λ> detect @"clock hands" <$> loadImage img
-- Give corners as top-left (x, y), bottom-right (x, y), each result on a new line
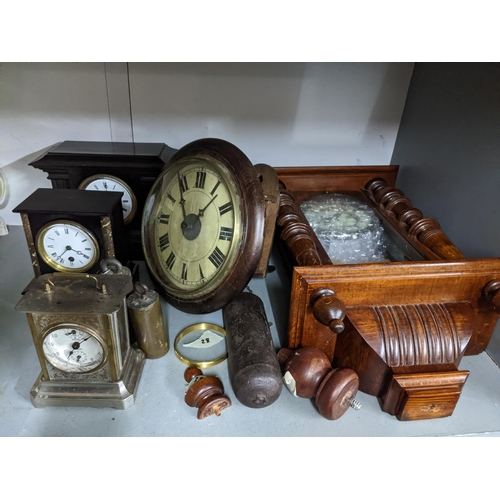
top-left (178, 173), bottom-right (189, 225)
top-left (56, 245), bottom-right (88, 260)
top-left (179, 193), bottom-right (219, 241)
top-left (67, 337), bottom-right (91, 360)
top-left (197, 194), bottom-right (218, 218)
top-left (57, 246), bottom-right (70, 260)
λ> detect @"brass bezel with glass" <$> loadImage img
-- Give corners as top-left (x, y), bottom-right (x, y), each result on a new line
top-left (36, 219), bottom-right (100, 272)
top-left (41, 323), bottom-right (107, 374)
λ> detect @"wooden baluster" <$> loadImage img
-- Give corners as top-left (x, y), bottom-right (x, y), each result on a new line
top-left (365, 178), bottom-right (465, 260)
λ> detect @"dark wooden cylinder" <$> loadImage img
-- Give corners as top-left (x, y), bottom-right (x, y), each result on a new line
top-left (223, 292), bottom-right (283, 408)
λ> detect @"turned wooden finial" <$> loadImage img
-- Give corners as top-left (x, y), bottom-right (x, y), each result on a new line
top-left (310, 288), bottom-right (346, 334)
top-left (484, 280), bottom-right (500, 314)
top-left (278, 347), bottom-right (361, 420)
top-left (184, 367), bottom-right (231, 419)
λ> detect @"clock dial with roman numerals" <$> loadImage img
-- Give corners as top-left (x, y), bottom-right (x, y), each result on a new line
top-left (36, 220), bottom-right (100, 272)
top-left (78, 174), bottom-right (137, 225)
top-left (142, 138), bottom-right (265, 314)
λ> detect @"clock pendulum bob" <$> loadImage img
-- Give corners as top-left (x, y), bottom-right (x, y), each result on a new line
top-left (184, 367), bottom-right (231, 419)
top-left (15, 272), bottom-right (146, 409)
top-left (222, 292), bottom-right (283, 408)
top-left (277, 347), bottom-right (361, 420)
top-left (126, 282), bottom-right (169, 359)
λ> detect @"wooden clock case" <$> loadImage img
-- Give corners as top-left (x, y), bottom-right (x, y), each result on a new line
top-left (274, 165), bottom-right (500, 421)
top-left (29, 140), bottom-right (177, 261)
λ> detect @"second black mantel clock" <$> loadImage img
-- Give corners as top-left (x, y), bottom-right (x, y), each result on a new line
top-left (30, 140), bottom-right (177, 261)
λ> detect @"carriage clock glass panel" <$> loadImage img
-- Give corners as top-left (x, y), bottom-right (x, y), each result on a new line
top-left (79, 174), bottom-right (137, 224)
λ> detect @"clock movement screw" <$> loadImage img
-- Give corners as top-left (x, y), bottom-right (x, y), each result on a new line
top-left (343, 394), bottom-right (362, 411)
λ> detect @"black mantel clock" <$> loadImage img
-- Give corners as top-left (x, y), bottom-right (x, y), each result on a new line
top-left (29, 140), bottom-right (177, 261)
top-left (13, 188), bottom-right (126, 277)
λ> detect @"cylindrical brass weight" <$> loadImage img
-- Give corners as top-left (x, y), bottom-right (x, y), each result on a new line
top-left (223, 292), bottom-right (282, 408)
top-left (127, 283), bottom-right (169, 359)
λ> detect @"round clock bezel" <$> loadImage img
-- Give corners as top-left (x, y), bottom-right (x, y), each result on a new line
top-left (78, 174), bottom-right (138, 225)
top-left (36, 219), bottom-right (100, 273)
top-left (41, 323), bottom-right (107, 374)
top-left (142, 138), bottom-right (265, 314)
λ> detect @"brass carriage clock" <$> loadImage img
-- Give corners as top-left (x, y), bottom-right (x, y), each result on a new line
top-left (15, 272), bottom-right (146, 409)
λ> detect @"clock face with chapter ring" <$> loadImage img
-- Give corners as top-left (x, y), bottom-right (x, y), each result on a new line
top-left (79, 174), bottom-right (137, 224)
top-left (142, 138), bottom-right (265, 314)
top-left (42, 324), bottom-right (105, 373)
top-left (36, 220), bottom-right (100, 272)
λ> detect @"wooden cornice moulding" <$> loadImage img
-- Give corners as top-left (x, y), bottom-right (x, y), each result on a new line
top-left (289, 258), bottom-right (500, 357)
top-left (274, 165), bottom-right (399, 204)
top-left (349, 303), bottom-right (473, 367)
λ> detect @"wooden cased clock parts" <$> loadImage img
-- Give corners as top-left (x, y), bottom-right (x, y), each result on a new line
top-left (13, 188), bottom-right (126, 277)
top-left (15, 272), bottom-right (146, 409)
top-left (29, 140), bottom-right (177, 261)
top-left (274, 166), bottom-right (500, 420)
top-left (142, 138), bottom-right (265, 314)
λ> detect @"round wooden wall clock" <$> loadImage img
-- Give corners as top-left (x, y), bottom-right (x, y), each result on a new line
top-left (142, 138), bottom-right (265, 314)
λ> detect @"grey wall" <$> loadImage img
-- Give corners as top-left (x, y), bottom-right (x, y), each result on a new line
top-left (391, 62), bottom-right (500, 364)
top-left (0, 62), bottom-right (414, 226)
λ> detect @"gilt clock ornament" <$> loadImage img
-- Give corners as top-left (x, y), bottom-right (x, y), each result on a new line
top-left (15, 272), bottom-right (145, 409)
top-left (142, 138), bottom-right (265, 314)
top-left (13, 188), bottom-right (126, 277)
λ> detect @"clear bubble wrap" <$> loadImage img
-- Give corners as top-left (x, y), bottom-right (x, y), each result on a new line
top-left (300, 193), bottom-right (389, 264)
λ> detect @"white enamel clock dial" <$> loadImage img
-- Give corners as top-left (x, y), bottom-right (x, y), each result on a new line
top-left (36, 220), bottom-right (100, 272)
top-left (79, 174), bottom-right (137, 224)
top-left (42, 325), bottom-right (105, 373)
